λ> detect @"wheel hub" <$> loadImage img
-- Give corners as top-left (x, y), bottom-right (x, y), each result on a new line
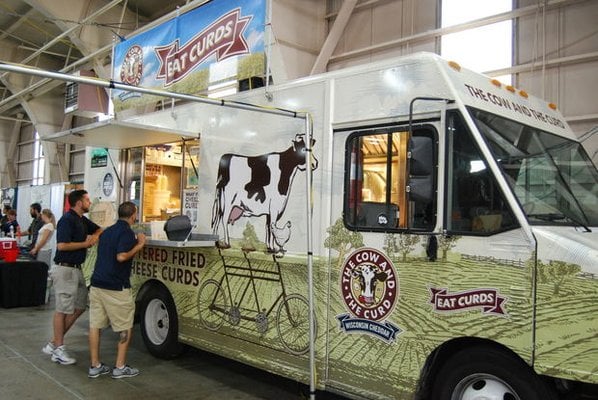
top-left (456, 374), bottom-right (520, 400)
top-left (145, 298), bottom-right (169, 345)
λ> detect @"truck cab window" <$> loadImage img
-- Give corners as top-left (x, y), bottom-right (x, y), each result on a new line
top-left (468, 107), bottom-right (598, 227)
top-left (446, 111), bottom-right (518, 234)
top-left (345, 126), bottom-right (436, 231)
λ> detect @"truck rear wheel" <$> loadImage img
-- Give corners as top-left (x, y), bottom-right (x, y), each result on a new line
top-left (430, 346), bottom-right (557, 400)
top-left (139, 285), bottom-right (184, 359)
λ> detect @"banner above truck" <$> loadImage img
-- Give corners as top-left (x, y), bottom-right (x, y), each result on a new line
top-left (112, 0), bottom-right (266, 112)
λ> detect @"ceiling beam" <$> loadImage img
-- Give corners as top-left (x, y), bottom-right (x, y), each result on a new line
top-left (0, 0), bottom-right (212, 117)
top-left (1, 0), bottom-right (124, 74)
top-left (0, 114), bottom-right (31, 123)
top-left (484, 51), bottom-right (598, 77)
top-left (328, 0), bottom-right (589, 64)
top-left (0, 8), bottom-right (36, 42)
top-left (0, 41), bottom-right (112, 114)
top-left (310, 0), bottom-right (358, 75)
top-left (18, 45), bottom-right (79, 60)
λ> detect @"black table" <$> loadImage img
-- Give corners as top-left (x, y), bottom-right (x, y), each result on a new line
top-left (0, 259), bottom-right (48, 308)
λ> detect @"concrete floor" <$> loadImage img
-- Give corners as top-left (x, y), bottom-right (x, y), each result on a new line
top-left (0, 299), bottom-right (348, 400)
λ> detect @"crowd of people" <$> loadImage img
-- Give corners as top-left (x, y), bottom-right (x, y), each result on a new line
top-left (2, 190), bottom-right (146, 379)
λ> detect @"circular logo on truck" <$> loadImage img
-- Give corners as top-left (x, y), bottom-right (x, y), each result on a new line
top-left (120, 45), bottom-right (143, 86)
top-left (340, 247), bottom-right (398, 321)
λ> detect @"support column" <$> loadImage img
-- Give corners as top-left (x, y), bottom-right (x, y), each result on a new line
top-left (43, 114), bottom-right (73, 183)
top-left (4, 113), bottom-right (23, 187)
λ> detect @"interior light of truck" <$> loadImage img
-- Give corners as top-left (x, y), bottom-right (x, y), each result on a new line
top-left (490, 79), bottom-right (502, 87)
top-left (548, 102), bottom-right (558, 110)
top-left (506, 85), bottom-right (516, 93)
top-left (448, 61), bottom-right (461, 71)
top-left (519, 90), bottom-right (529, 98)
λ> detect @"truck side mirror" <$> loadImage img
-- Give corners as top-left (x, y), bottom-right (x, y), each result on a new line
top-left (407, 136), bottom-right (434, 203)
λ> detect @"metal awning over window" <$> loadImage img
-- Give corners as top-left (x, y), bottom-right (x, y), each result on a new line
top-left (44, 119), bottom-right (197, 149)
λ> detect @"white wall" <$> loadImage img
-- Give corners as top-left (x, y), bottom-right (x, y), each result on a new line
top-left (327, 0), bottom-right (438, 71)
top-left (516, 0), bottom-right (598, 162)
top-left (272, 0), bottom-right (327, 80)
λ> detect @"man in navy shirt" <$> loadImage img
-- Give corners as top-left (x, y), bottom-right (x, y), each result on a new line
top-left (42, 190), bottom-right (102, 365)
top-left (88, 201), bottom-right (146, 379)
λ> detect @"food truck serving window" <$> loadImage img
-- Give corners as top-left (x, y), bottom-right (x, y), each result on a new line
top-left (132, 139), bottom-right (199, 224)
top-left (344, 126), bottom-right (437, 232)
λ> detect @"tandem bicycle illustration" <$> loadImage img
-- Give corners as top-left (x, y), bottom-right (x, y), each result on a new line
top-left (197, 248), bottom-right (312, 355)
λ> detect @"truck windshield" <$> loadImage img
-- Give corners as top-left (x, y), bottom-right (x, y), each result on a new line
top-left (468, 107), bottom-right (598, 227)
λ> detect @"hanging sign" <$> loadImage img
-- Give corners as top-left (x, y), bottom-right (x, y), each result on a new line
top-left (112, 0), bottom-right (266, 111)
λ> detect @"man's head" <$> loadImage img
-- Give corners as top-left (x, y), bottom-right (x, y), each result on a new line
top-left (30, 203), bottom-right (41, 218)
top-left (118, 201), bottom-right (138, 224)
top-left (6, 209), bottom-right (16, 221)
top-left (68, 190), bottom-right (91, 214)
top-left (2, 204), bottom-right (11, 214)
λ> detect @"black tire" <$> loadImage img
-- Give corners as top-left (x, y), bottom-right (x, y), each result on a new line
top-left (139, 285), bottom-right (184, 359)
top-left (430, 346), bottom-right (557, 400)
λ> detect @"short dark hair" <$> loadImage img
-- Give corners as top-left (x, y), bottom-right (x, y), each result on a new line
top-left (2, 204), bottom-right (11, 212)
top-left (118, 201), bottom-right (137, 219)
top-left (68, 190), bottom-right (88, 207)
top-left (30, 203), bottom-right (41, 213)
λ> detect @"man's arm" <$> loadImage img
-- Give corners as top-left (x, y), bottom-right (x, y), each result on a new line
top-left (89, 227), bottom-right (103, 246)
top-left (56, 236), bottom-right (96, 251)
top-left (116, 233), bottom-right (146, 263)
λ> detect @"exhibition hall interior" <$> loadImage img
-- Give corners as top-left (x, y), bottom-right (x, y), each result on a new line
top-left (0, 1), bottom-right (597, 399)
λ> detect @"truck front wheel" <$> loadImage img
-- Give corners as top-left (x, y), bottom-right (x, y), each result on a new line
top-left (139, 285), bottom-right (184, 359)
top-left (430, 346), bottom-right (557, 400)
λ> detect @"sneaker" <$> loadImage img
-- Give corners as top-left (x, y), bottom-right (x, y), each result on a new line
top-left (51, 345), bottom-right (76, 365)
top-left (42, 341), bottom-right (55, 355)
top-left (111, 365), bottom-right (139, 379)
top-left (88, 363), bottom-right (111, 378)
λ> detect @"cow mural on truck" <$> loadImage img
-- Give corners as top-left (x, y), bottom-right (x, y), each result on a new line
top-left (211, 133), bottom-right (318, 253)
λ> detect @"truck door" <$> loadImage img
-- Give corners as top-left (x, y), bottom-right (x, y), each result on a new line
top-left (325, 111), bottom-right (535, 398)
top-left (325, 122), bottom-right (441, 398)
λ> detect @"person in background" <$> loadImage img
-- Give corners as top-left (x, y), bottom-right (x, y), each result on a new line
top-left (42, 190), bottom-right (102, 365)
top-left (0, 204), bottom-right (10, 225)
top-left (88, 201), bottom-right (145, 379)
top-left (21, 203), bottom-right (45, 250)
top-left (29, 209), bottom-right (56, 267)
top-left (1, 209), bottom-right (19, 237)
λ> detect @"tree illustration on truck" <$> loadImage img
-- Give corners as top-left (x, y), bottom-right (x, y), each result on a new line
top-left (538, 259), bottom-right (582, 296)
top-left (324, 217), bottom-right (364, 269)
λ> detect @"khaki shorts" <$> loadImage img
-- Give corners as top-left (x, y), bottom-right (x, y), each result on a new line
top-left (51, 265), bottom-right (88, 314)
top-left (89, 286), bottom-right (135, 332)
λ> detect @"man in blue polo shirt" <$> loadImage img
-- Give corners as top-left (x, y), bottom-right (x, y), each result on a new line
top-left (88, 201), bottom-right (146, 379)
top-left (42, 189), bottom-right (102, 365)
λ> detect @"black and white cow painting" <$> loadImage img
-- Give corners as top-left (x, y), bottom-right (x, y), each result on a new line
top-left (211, 134), bottom-right (317, 253)
top-left (353, 265), bottom-right (388, 306)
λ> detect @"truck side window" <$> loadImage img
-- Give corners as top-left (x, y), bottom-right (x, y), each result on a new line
top-left (345, 127), bottom-right (436, 231)
top-left (446, 112), bottom-right (518, 234)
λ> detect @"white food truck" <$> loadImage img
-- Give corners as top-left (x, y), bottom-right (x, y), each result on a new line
top-left (123, 52), bottom-right (597, 400)
top-left (5, 51), bottom-right (596, 399)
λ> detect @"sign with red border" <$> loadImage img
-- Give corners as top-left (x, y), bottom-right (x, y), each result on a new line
top-left (430, 287), bottom-right (508, 316)
top-left (337, 248), bottom-right (402, 343)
